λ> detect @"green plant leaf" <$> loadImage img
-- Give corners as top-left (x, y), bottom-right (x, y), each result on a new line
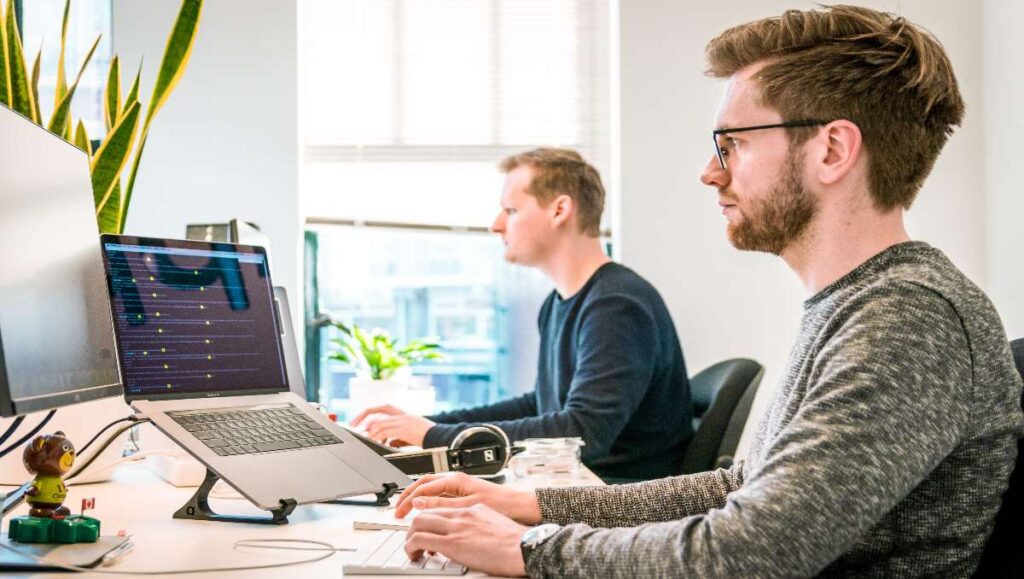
top-left (123, 61), bottom-right (141, 114)
top-left (92, 100), bottom-right (141, 231)
top-left (74, 119), bottom-right (92, 156)
top-left (29, 47), bottom-right (41, 124)
top-left (0, 0), bottom-right (11, 107)
top-left (48, 34), bottom-right (100, 136)
top-left (54, 0), bottom-right (70, 135)
top-left (104, 55), bottom-right (121, 132)
top-left (96, 182), bottom-right (122, 235)
top-left (123, 0), bottom-right (203, 228)
top-left (5, 0), bottom-right (33, 120)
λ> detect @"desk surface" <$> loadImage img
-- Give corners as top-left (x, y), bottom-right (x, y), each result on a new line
top-left (3, 460), bottom-right (603, 577)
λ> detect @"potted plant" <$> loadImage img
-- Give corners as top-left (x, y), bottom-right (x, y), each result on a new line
top-left (0, 0), bottom-right (202, 233)
top-left (327, 322), bottom-right (446, 416)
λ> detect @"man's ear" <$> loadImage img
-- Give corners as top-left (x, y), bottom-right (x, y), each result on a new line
top-left (815, 120), bottom-right (862, 186)
top-left (549, 194), bottom-right (574, 228)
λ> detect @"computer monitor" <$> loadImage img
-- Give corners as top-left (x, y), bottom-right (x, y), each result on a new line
top-left (0, 103), bottom-right (121, 417)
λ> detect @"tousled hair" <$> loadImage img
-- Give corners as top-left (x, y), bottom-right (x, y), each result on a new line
top-left (706, 5), bottom-right (964, 210)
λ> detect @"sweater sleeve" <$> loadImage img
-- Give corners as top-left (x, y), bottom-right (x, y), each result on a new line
top-left (422, 393), bottom-right (538, 448)
top-left (424, 295), bottom-right (659, 459)
top-left (536, 463), bottom-right (745, 527)
top-left (526, 285), bottom-right (974, 578)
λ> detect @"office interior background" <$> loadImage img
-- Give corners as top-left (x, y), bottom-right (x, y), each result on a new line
top-left (24, 0), bottom-right (1024, 457)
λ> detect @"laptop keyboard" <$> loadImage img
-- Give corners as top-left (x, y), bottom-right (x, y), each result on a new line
top-left (168, 404), bottom-right (342, 457)
top-left (344, 530), bottom-right (467, 575)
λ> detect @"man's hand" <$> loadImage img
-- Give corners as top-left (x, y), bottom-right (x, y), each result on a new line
top-left (350, 404), bottom-right (435, 447)
top-left (395, 472), bottom-right (543, 525)
top-left (405, 504), bottom-right (528, 577)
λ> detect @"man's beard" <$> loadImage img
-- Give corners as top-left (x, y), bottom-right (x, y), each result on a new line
top-left (726, 151), bottom-right (817, 255)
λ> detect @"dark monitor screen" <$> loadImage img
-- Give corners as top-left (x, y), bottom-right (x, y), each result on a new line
top-left (100, 236), bottom-right (288, 400)
top-left (0, 104), bottom-right (121, 417)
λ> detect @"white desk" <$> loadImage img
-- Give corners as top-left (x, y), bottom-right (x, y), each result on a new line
top-left (4, 461), bottom-right (602, 577)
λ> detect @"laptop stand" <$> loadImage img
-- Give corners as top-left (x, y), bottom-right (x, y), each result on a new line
top-left (173, 468), bottom-right (296, 525)
top-left (325, 482), bottom-right (399, 507)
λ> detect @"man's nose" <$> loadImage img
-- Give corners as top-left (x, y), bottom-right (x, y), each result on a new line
top-left (700, 155), bottom-right (729, 189)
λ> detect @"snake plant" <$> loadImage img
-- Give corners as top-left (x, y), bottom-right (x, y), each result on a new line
top-left (328, 323), bottom-right (446, 381)
top-left (0, 0), bottom-right (202, 233)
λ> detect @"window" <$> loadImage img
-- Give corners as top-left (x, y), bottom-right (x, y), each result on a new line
top-left (20, 0), bottom-right (113, 139)
top-left (300, 0), bottom-right (613, 416)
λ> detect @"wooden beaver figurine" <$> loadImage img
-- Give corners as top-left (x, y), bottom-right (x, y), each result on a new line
top-left (22, 431), bottom-right (75, 518)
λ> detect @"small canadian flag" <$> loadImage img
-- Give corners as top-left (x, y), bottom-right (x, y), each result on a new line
top-left (81, 497), bottom-right (96, 513)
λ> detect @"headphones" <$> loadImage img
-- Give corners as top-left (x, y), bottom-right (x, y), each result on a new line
top-left (383, 424), bottom-right (513, 477)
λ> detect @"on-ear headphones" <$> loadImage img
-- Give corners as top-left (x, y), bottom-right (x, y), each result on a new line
top-left (383, 424), bottom-right (513, 477)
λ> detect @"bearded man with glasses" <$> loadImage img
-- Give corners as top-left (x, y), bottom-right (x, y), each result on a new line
top-left (383, 6), bottom-right (1024, 577)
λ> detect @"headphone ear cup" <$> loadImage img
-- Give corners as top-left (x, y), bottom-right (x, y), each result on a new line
top-left (449, 424), bottom-right (511, 475)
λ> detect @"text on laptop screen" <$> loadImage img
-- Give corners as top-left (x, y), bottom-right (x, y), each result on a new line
top-left (103, 242), bottom-right (287, 397)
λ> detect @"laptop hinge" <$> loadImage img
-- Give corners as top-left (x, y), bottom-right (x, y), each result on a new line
top-left (173, 468), bottom-right (296, 525)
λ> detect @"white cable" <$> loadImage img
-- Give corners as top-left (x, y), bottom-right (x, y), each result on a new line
top-left (0, 537), bottom-right (354, 575)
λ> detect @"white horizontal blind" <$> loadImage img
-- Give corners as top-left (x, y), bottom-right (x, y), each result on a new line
top-left (300, 0), bottom-right (612, 229)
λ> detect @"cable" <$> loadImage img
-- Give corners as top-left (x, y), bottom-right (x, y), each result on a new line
top-left (78, 416), bottom-right (140, 455)
top-left (66, 420), bottom-right (150, 482)
top-left (0, 409), bottom-right (55, 459)
top-left (0, 416), bottom-right (25, 448)
top-left (0, 537), bottom-right (351, 575)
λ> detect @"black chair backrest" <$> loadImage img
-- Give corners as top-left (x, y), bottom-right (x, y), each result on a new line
top-left (679, 358), bottom-right (764, 475)
top-left (974, 338), bottom-right (1024, 577)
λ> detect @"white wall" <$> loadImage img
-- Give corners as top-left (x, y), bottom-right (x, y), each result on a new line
top-left (983, 0), bottom-right (1024, 341)
top-left (112, 0), bottom-right (301, 315)
top-left (618, 1), bottom-right (985, 456)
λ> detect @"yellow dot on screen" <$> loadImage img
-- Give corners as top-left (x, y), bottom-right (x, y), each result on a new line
top-left (163, 364), bottom-right (169, 369)
top-left (205, 320), bottom-right (210, 325)
top-left (200, 287), bottom-right (205, 292)
top-left (199, 305), bottom-right (205, 310)
top-left (207, 355), bottom-right (212, 360)
top-left (149, 276), bottom-right (154, 281)
top-left (142, 351), bottom-right (148, 356)
top-left (161, 348), bottom-right (166, 353)
top-left (155, 312), bottom-right (161, 317)
top-left (158, 328), bottom-right (163, 333)
top-left (206, 374), bottom-right (212, 379)
top-left (152, 293), bottom-right (157, 298)
top-left (205, 339), bottom-right (210, 344)
top-left (194, 270), bottom-right (199, 275)
top-left (137, 314), bottom-right (142, 319)
top-left (131, 278), bottom-right (136, 284)
top-left (167, 384), bottom-right (171, 388)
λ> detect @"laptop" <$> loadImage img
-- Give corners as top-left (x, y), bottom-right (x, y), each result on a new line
top-left (99, 234), bottom-right (410, 510)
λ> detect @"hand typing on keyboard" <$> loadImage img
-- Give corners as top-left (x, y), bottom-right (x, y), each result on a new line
top-left (403, 503), bottom-right (530, 577)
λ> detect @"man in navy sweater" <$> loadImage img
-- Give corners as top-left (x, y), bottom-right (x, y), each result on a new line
top-left (352, 148), bottom-right (693, 481)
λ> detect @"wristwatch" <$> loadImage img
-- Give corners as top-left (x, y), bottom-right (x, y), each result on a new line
top-left (520, 523), bottom-right (562, 565)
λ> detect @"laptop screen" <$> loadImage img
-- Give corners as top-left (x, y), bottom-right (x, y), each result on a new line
top-left (100, 235), bottom-right (288, 400)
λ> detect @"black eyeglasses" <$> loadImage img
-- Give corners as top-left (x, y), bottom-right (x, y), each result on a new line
top-left (712, 120), bottom-right (830, 170)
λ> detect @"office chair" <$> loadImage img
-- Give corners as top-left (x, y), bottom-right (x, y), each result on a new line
top-left (974, 338), bottom-right (1024, 577)
top-left (678, 358), bottom-right (764, 475)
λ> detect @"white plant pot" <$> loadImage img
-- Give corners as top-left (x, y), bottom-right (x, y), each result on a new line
top-left (348, 377), bottom-right (435, 418)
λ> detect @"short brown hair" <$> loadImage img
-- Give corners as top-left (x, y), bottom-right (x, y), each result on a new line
top-left (499, 148), bottom-right (605, 237)
top-left (706, 5), bottom-right (965, 210)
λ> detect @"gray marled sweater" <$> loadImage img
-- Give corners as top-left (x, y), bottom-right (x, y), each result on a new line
top-left (527, 242), bottom-right (1024, 577)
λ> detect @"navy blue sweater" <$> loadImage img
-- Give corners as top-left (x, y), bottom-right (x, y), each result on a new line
top-left (424, 262), bottom-right (693, 481)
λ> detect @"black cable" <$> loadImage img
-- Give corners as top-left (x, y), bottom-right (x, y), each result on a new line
top-left (0, 415), bottom-right (25, 448)
top-left (66, 419), bottom-right (150, 482)
top-left (0, 410), bottom-right (55, 459)
top-left (78, 416), bottom-right (137, 455)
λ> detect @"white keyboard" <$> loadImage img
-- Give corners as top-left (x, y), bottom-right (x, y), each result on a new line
top-left (344, 530), bottom-right (468, 576)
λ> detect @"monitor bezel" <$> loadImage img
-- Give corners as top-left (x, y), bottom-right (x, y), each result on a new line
top-left (99, 234), bottom-right (289, 403)
top-left (0, 103), bottom-right (123, 418)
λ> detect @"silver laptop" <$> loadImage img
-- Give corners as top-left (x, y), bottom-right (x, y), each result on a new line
top-left (99, 234), bottom-right (410, 510)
